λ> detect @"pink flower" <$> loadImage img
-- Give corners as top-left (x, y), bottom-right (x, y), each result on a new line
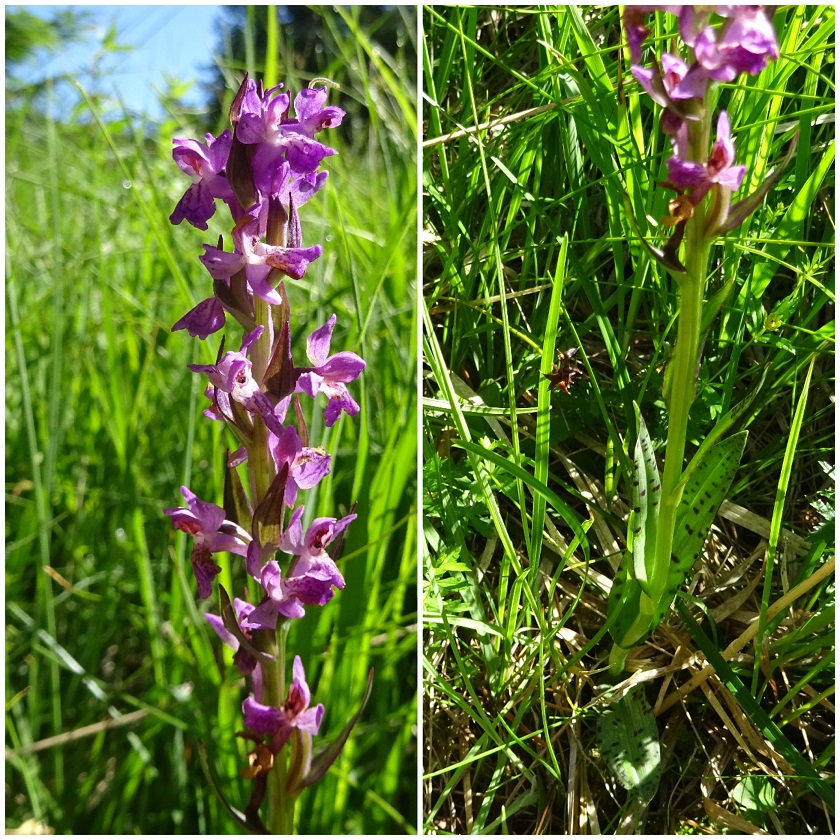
top-left (242, 655), bottom-right (324, 754)
top-left (295, 315), bottom-right (365, 427)
top-left (164, 486), bottom-right (250, 598)
top-left (170, 131), bottom-right (234, 230)
top-left (666, 111), bottom-right (746, 203)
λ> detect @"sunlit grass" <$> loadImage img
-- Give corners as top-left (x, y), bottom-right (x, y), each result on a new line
top-left (6, 6), bottom-right (417, 834)
top-left (423, 5), bottom-right (834, 834)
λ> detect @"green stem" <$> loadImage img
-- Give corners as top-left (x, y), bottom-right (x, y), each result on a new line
top-left (649, 103), bottom-right (713, 607)
top-left (247, 291), bottom-right (290, 831)
top-left (270, 623), bottom-right (293, 833)
top-left (248, 295), bottom-right (275, 503)
top-left (254, 623), bottom-right (291, 834)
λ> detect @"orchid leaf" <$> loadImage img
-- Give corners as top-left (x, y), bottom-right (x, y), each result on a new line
top-left (607, 408), bottom-right (662, 651)
top-left (224, 450), bottom-right (253, 529)
top-left (654, 432), bottom-right (747, 625)
top-left (682, 368), bottom-right (765, 483)
top-left (218, 585), bottom-right (275, 665)
top-left (630, 406), bottom-right (661, 589)
top-left (622, 190), bottom-right (687, 274)
top-left (196, 740), bottom-right (269, 835)
top-left (596, 684), bottom-right (661, 804)
top-left (300, 667), bottom-right (374, 790)
top-left (607, 560), bottom-right (650, 650)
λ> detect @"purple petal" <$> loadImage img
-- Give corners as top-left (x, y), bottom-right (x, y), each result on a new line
top-left (187, 361), bottom-right (226, 392)
top-left (236, 112), bottom-right (268, 145)
top-left (294, 88), bottom-right (329, 123)
top-left (170, 181), bottom-right (216, 230)
top-left (295, 705), bottom-right (324, 736)
top-left (293, 449), bottom-right (331, 491)
top-left (324, 387), bottom-right (361, 426)
top-left (172, 138), bottom-right (210, 176)
top-left (172, 296), bottom-right (226, 339)
top-left (205, 611), bottom-right (238, 650)
top-left (271, 424), bottom-right (302, 469)
top-left (289, 170), bottom-right (329, 208)
top-left (246, 598), bottom-right (283, 628)
top-left (200, 244), bottom-right (246, 280)
top-left (283, 135), bottom-right (337, 175)
top-left (280, 506), bottom-right (306, 555)
top-left (630, 64), bottom-right (658, 101)
top-left (672, 63), bottom-right (709, 100)
top-left (240, 325), bottom-right (264, 356)
top-left (191, 546), bottom-right (221, 599)
top-left (291, 656), bottom-right (310, 702)
top-left (183, 486), bottom-right (226, 532)
top-left (265, 89), bottom-right (291, 127)
top-left (242, 696), bottom-right (285, 736)
top-left (285, 570), bottom-right (340, 607)
top-left (205, 532), bottom-right (249, 557)
top-left (666, 157), bottom-right (706, 188)
top-left (306, 315), bottom-right (336, 366)
top-left (263, 245), bottom-right (322, 280)
top-left (318, 351), bottom-right (366, 383)
top-left (246, 539), bottom-right (263, 580)
top-left (717, 164), bottom-right (746, 191)
top-left (205, 129), bottom-right (232, 171)
top-left (295, 371), bottom-right (323, 399)
top-left (246, 264), bottom-right (284, 306)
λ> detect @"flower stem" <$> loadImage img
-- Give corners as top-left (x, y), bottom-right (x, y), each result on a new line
top-left (248, 295), bottom-right (275, 503)
top-left (648, 103), bottom-right (713, 608)
top-left (264, 622), bottom-right (292, 834)
top-left (248, 291), bottom-right (290, 833)
top-left (254, 623), bottom-right (291, 834)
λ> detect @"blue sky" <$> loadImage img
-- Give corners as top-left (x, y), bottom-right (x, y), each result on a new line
top-left (13, 5), bottom-right (223, 119)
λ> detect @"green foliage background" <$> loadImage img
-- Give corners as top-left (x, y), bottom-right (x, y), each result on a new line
top-left (6, 6), bottom-right (417, 834)
top-left (423, 5), bottom-right (833, 834)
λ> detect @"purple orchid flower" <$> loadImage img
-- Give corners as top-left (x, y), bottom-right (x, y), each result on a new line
top-left (624, 6), bottom-right (691, 62)
top-left (164, 485), bottom-right (250, 598)
top-left (200, 383), bottom-right (228, 422)
top-left (269, 424), bottom-right (331, 507)
top-left (235, 80), bottom-right (342, 179)
top-left (187, 326), bottom-right (285, 436)
top-left (295, 315), bottom-right (365, 427)
top-left (206, 597), bottom-right (264, 701)
top-left (289, 87), bottom-right (345, 137)
top-left (200, 213), bottom-right (322, 300)
top-left (667, 111), bottom-right (746, 203)
top-left (252, 158), bottom-right (331, 217)
top-left (694, 7), bottom-right (779, 81)
top-left (172, 295), bottom-right (227, 340)
top-left (170, 131), bottom-right (235, 231)
top-left (242, 655), bottom-right (323, 756)
top-left (166, 76), bottom-right (363, 820)
top-left (245, 507), bottom-right (353, 626)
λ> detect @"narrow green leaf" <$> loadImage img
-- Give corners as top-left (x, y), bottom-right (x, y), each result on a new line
top-left (531, 237), bottom-right (569, 570)
top-left (676, 604), bottom-right (834, 807)
top-left (622, 191), bottom-right (688, 274)
top-left (631, 407), bottom-right (662, 589)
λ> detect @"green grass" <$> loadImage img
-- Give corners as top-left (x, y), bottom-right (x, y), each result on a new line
top-left (6, 6), bottom-right (417, 834)
top-left (423, 5), bottom-right (834, 834)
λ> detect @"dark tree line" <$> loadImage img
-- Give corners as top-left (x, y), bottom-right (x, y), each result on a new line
top-left (200, 6), bottom-right (415, 138)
